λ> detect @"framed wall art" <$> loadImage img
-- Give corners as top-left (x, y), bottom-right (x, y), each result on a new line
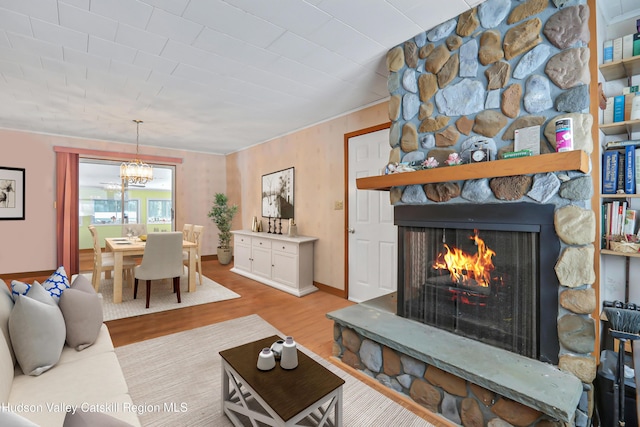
top-left (0, 166), bottom-right (25, 220)
top-left (261, 167), bottom-right (294, 219)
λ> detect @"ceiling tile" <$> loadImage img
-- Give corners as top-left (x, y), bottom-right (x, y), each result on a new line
top-left (146, 8), bottom-right (203, 45)
top-left (89, 35), bottom-right (137, 63)
top-left (192, 28), bottom-right (279, 68)
top-left (109, 59), bottom-right (152, 81)
top-left (183, 0), bottom-right (285, 49)
top-left (0, 0), bottom-right (58, 24)
top-left (317, 0), bottom-right (423, 46)
top-left (59, 2), bottom-right (118, 41)
top-left (31, 18), bottom-right (88, 51)
top-left (41, 56), bottom-right (87, 79)
top-left (115, 23), bottom-right (167, 55)
top-left (134, 51), bottom-right (178, 75)
top-left (0, 45), bottom-right (42, 67)
top-left (59, 0), bottom-right (90, 9)
top-left (90, 0), bottom-right (153, 30)
top-left (406, 1), bottom-right (470, 31)
top-left (0, 30), bottom-right (9, 47)
top-left (307, 18), bottom-right (385, 65)
top-left (0, 59), bottom-right (23, 78)
top-left (267, 31), bottom-right (315, 61)
top-left (63, 46), bottom-right (110, 70)
top-left (140, 0), bottom-right (189, 16)
top-left (7, 32), bottom-right (63, 60)
top-left (0, 8), bottom-right (32, 36)
top-left (223, 0), bottom-right (333, 38)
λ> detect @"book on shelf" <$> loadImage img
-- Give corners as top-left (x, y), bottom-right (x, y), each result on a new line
top-left (625, 209), bottom-right (638, 236)
top-left (624, 34), bottom-right (635, 59)
top-left (635, 148), bottom-right (640, 194)
top-left (623, 85), bottom-right (639, 95)
top-left (614, 95), bottom-right (625, 122)
top-left (603, 97), bottom-right (614, 124)
top-left (605, 139), bottom-right (640, 149)
top-left (603, 150), bottom-right (620, 194)
top-left (614, 37), bottom-right (623, 61)
top-left (626, 145), bottom-right (636, 194)
top-left (634, 33), bottom-right (640, 57)
top-left (604, 40), bottom-right (613, 63)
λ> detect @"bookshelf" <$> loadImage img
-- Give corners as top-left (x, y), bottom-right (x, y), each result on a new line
top-left (599, 56), bottom-right (640, 82)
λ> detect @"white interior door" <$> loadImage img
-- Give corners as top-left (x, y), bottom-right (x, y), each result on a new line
top-left (347, 128), bottom-right (396, 303)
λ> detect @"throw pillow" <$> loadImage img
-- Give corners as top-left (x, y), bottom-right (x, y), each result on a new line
top-left (59, 275), bottom-right (103, 351)
top-left (63, 410), bottom-right (134, 427)
top-left (42, 266), bottom-right (70, 303)
top-left (10, 280), bottom-right (31, 301)
top-left (0, 411), bottom-right (39, 426)
top-left (8, 282), bottom-right (66, 376)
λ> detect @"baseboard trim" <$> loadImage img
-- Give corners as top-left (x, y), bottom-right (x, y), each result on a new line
top-left (328, 356), bottom-right (456, 427)
top-left (314, 281), bottom-right (346, 298)
top-left (1, 269), bottom-right (56, 281)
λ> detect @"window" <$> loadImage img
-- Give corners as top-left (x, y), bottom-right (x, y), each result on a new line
top-left (148, 199), bottom-right (172, 224)
top-left (90, 199), bottom-right (139, 225)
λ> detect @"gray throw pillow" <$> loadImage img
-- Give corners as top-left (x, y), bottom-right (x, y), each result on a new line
top-left (63, 410), bottom-right (134, 427)
top-left (8, 282), bottom-right (66, 376)
top-left (59, 275), bottom-right (103, 351)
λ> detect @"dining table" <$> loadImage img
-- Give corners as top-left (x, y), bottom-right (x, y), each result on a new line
top-left (104, 236), bottom-right (198, 304)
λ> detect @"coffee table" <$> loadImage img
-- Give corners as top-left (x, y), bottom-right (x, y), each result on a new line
top-left (220, 335), bottom-right (345, 426)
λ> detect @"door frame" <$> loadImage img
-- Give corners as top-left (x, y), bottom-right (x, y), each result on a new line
top-left (343, 122), bottom-right (391, 300)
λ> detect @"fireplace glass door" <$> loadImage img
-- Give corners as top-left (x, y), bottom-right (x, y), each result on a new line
top-left (400, 226), bottom-right (538, 359)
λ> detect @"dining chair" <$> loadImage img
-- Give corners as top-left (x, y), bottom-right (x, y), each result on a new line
top-left (122, 223), bottom-right (147, 238)
top-left (182, 223), bottom-right (194, 242)
top-left (184, 225), bottom-right (204, 285)
top-left (88, 226), bottom-right (136, 292)
top-left (134, 232), bottom-right (184, 309)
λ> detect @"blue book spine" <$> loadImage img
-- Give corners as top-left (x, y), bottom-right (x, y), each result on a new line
top-left (626, 145), bottom-right (636, 194)
top-left (603, 150), bottom-right (619, 194)
top-left (604, 40), bottom-right (613, 63)
top-left (614, 96), bottom-right (625, 122)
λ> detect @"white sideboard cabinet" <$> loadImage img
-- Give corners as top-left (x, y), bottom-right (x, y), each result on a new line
top-left (230, 230), bottom-right (319, 297)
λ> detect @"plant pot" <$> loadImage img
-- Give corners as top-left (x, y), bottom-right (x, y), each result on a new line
top-left (217, 247), bottom-right (233, 265)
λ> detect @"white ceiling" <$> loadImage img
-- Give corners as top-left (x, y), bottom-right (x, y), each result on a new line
top-left (0, 1), bottom-right (636, 155)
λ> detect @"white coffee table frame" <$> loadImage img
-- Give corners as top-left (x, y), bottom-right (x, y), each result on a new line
top-left (221, 360), bottom-right (343, 427)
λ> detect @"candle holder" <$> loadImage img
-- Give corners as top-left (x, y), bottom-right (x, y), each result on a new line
top-left (267, 217), bottom-right (273, 234)
top-left (277, 218), bottom-right (283, 235)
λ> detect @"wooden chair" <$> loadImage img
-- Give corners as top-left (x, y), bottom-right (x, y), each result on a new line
top-left (184, 225), bottom-right (204, 285)
top-left (88, 226), bottom-right (136, 292)
top-left (182, 224), bottom-right (194, 242)
top-left (134, 232), bottom-right (184, 309)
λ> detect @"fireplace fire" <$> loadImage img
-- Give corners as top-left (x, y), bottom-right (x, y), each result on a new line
top-left (395, 203), bottom-right (560, 363)
top-left (432, 229), bottom-right (497, 288)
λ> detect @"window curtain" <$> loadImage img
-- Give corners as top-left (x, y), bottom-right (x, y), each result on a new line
top-left (56, 151), bottom-right (79, 275)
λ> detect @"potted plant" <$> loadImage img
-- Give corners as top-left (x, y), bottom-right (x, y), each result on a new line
top-left (208, 193), bottom-right (238, 265)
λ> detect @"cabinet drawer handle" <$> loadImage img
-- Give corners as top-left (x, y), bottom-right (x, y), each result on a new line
top-left (282, 246), bottom-right (286, 249)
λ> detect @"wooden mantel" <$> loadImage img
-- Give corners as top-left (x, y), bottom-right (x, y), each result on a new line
top-left (356, 150), bottom-right (590, 191)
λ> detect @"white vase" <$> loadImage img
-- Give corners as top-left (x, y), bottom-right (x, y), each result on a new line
top-left (280, 336), bottom-right (298, 370)
top-left (257, 348), bottom-right (276, 371)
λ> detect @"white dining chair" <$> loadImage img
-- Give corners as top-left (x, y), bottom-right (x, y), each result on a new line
top-left (182, 223), bottom-right (194, 242)
top-left (134, 232), bottom-right (184, 309)
top-left (88, 226), bottom-right (136, 292)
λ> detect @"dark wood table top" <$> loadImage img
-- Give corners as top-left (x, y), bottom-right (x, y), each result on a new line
top-left (219, 335), bottom-right (345, 422)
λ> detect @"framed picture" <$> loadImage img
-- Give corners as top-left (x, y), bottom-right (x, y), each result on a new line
top-left (0, 167), bottom-right (25, 220)
top-left (261, 167), bottom-right (294, 219)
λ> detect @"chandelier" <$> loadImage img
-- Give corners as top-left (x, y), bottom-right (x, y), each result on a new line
top-left (120, 119), bottom-right (153, 185)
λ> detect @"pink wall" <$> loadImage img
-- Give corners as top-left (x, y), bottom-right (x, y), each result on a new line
top-left (0, 128), bottom-right (226, 275)
top-left (227, 102), bottom-right (389, 291)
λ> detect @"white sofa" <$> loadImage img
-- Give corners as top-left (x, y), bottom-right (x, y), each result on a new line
top-left (0, 279), bottom-right (140, 426)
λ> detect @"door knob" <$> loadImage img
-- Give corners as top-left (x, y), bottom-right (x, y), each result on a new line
top-left (347, 227), bottom-right (355, 234)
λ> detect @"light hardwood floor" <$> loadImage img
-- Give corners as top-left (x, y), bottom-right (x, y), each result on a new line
top-left (4, 253), bottom-right (449, 426)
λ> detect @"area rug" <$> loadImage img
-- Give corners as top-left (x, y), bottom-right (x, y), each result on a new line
top-left (115, 314), bottom-right (434, 427)
top-left (75, 271), bottom-right (240, 321)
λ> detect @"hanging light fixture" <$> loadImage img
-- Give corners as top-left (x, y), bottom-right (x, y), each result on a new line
top-left (120, 119), bottom-right (153, 185)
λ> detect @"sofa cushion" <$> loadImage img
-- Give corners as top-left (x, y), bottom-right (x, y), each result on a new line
top-left (59, 275), bottom-right (103, 351)
top-left (0, 282), bottom-right (16, 366)
top-left (63, 410), bottom-right (135, 427)
top-left (0, 331), bottom-right (14, 405)
top-left (42, 266), bottom-right (71, 303)
top-left (9, 282), bottom-right (66, 376)
top-left (0, 410), bottom-right (39, 426)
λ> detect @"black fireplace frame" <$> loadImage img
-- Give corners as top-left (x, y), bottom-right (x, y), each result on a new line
top-left (395, 202), bottom-right (560, 364)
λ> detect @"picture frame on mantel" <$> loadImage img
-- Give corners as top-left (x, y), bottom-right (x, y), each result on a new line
top-left (261, 167), bottom-right (294, 219)
top-left (0, 166), bottom-right (25, 220)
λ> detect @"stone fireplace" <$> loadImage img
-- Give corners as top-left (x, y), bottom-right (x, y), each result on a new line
top-left (328, 0), bottom-right (597, 425)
